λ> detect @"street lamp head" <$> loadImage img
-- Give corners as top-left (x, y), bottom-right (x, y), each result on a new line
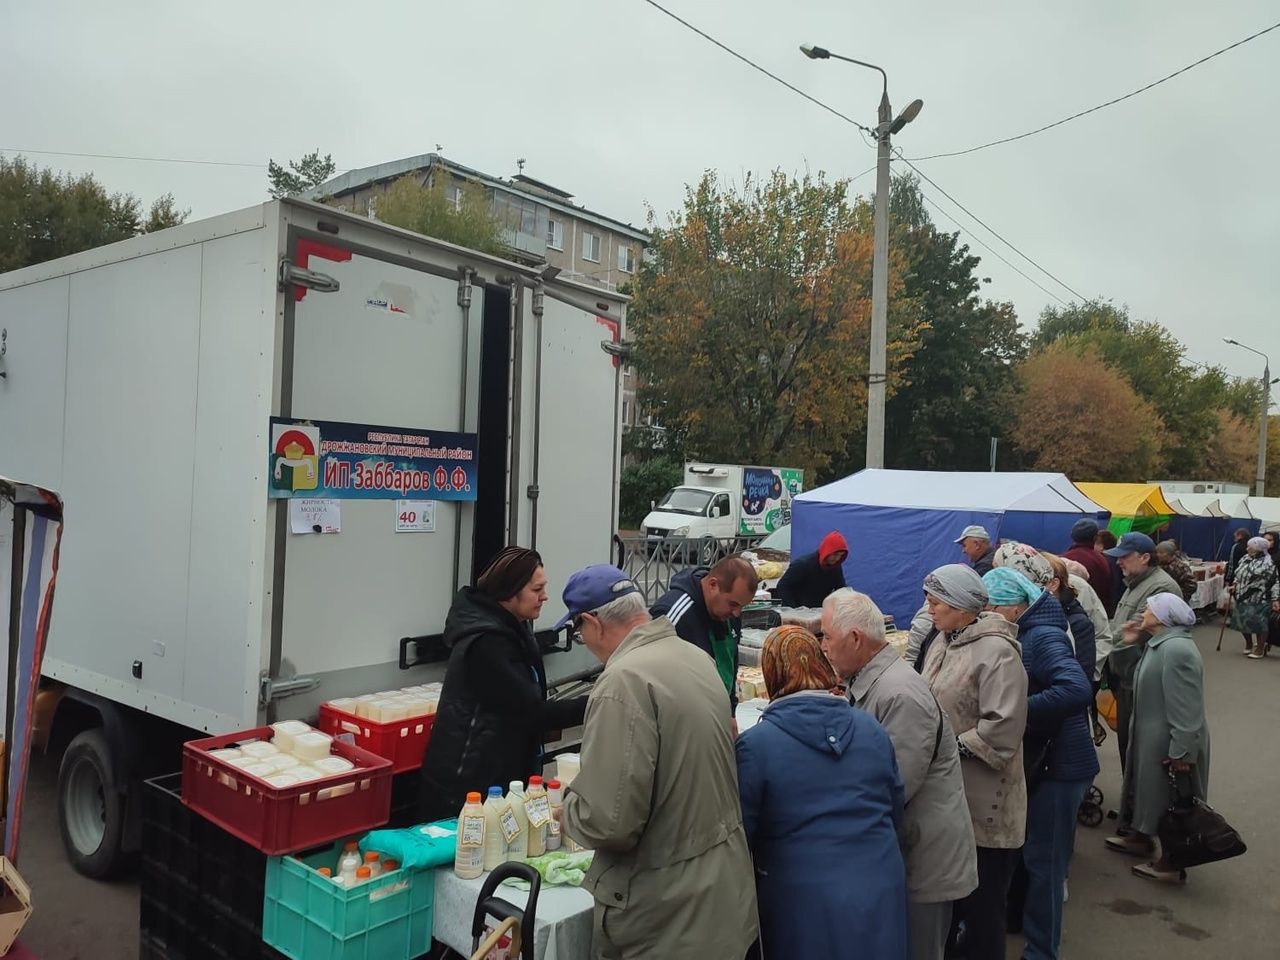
top-left (889, 98), bottom-right (924, 134)
top-left (799, 44), bottom-right (830, 60)
top-left (1224, 338), bottom-right (1239, 346)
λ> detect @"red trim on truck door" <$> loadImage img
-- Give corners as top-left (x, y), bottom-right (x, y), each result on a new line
top-left (292, 238), bottom-right (352, 301)
top-left (595, 315), bottom-right (620, 368)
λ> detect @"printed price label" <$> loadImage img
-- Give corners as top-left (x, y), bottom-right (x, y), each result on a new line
top-left (395, 500), bottom-right (436, 532)
top-left (525, 795), bottom-right (551, 828)
top-left (499, 805), bottom-right (521, 843)
top-left (549, 816), bottom-right (562, 838)
top-left (460, 815), bottom-right (485, 847)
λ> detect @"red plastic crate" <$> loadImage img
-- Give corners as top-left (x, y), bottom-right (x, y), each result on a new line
top-left (182, 727), bottom-right (392, 856)
top-left (316, 704), bottom-right (436, 773)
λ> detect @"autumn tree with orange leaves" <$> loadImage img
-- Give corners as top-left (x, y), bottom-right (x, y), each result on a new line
top-left (1012, 343), bottom-right (1165, 481)
top-left (628, 170), bottom-right (921, 476)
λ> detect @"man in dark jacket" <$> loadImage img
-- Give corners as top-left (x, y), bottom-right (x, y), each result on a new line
top-left (956, 525), bottom-right (997, 575)
top-left (1063, 519), bottom-right (1113, 613)
top-left (1226, 527), bottom-right (1251, 584)
top-left (1095, 530), bottom-right (1126, 618)
top-left (774, 530), bottom-right (848, 607)
top-left (651, 555), bottom-right (758, 714)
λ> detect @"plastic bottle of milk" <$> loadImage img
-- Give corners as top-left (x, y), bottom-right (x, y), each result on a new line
top-left (337, 841), bottom-right (361, 881)
top-left (525, 776), bottom-right (548, 857)
top-left (455, 792), bottom-right (486, 879)
top-left (546, 779), bottom-right (564, 851)
top-left (482, 786), bottom-right (509, 871)
top-left (363, 851), bottom-right (382, 878)
top-left (504, 781), bottom-right (529, 862)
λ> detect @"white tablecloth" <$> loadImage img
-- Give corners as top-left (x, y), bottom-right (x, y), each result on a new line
top-left (1190, 574), bottom-right (1225, 610)
top-left (433, 868), bottom-right (595, 960)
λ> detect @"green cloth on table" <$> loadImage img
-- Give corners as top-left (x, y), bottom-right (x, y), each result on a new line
top-left (499, 851), bottom-right (595, 889)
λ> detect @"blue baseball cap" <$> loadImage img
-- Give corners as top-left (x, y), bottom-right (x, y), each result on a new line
top-left (553, 565), bottom-right (642, 631)
top-left (1104, 532), bottom-right (1156, 557)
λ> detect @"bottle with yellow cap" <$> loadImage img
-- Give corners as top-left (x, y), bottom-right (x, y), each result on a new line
top-left (455, 791), bottom-right (486, 879)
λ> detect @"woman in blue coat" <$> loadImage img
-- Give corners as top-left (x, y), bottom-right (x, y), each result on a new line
top-left (736, 626), bottom-right (907, 959)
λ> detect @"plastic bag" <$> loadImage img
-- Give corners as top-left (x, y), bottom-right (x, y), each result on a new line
top-left (360, 818), bottom-right (457, 870)
top-left (1096, 688), bottom-right (1119, 732)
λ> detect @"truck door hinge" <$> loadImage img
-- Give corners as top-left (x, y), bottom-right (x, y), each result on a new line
top-left (279, 258), bottom-right (340, 295)
top-left (526, 484), bottom-right (540, 501)
top-left (259, 670), bottom-right (320, 707)
top-left (457, 268), bottom-right (474, 308)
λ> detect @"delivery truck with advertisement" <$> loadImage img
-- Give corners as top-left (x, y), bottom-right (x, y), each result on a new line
top-left (641, 462), bottom-right (803, 563)
top-left (0, 198), bottom-right (624, 877)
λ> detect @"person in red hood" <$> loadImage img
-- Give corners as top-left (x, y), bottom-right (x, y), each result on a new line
top-left (774, 531), bottom-right (849, 608)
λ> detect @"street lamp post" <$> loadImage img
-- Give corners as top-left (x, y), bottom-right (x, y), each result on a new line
top-left (800, 44), bottom-right (922, 470)
top-left (1224, 338), bottom-right (1271, 496)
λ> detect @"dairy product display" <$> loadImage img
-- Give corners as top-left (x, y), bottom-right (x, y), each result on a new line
top-left (546, 779), bottom-right (564, 851)
top-left (483, 786), bottom-right (509, 870)
top-left (240, 741), bottom-right (280, 760)
top-left (504, 781), bottom-right (529, 861)
top-left (455, 792), bottom-right (486, 879)
top-left (270, 720), bottom-right (312, 753)
top-left (325, 682), bottom-right (443, 723)
top-left (525, 776), bottom-right (549, 857)
top-left (291, 731), bottom-right (335, 762)
top-left (311, 756), bottom-right (356, 777)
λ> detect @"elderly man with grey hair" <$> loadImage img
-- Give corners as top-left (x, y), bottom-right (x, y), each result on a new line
top-left (555, 565), bottom-right (757, 960)
top-left (822, 587), bottom-right (978, 960)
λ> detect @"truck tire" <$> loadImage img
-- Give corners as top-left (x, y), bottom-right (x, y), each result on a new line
top-left (57, 729), bottom-right (127, 879)
top-left (699, 537), bottom-right (721, 567)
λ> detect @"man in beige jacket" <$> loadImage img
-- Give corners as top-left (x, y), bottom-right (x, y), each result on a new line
top-left (555, 565), bottom-right (758, 959)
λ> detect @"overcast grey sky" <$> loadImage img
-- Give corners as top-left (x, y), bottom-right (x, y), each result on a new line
top-left (3, 0), bottom-right (1276, 376)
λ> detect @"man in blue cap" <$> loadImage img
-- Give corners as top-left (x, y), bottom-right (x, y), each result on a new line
top-left (1100, 533), bottom-right (1180, 779)
top-left (553, 565), bottom-right (757, 959)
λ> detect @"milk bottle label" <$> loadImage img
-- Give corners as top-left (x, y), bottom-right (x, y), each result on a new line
top-left (499, 806), bottom-right (521, 843)
top-left (460, 815), bottom-right (485, 847)
top-left (525, 795), bottom-right (551, 828)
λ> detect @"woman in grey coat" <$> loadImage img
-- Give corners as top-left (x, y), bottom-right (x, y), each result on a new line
top-left (1105, 593), bottom-right (1210, 884)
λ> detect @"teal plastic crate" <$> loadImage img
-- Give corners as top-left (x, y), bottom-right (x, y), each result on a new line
top-left (263, 841), bottom-right (434, 960)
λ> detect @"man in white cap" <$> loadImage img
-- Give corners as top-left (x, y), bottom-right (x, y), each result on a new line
top-left (956, 525), bottom-right (997, 575)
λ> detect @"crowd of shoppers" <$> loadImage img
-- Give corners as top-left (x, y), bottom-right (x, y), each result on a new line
top-left (434, 520), bottom-right (1238, 959)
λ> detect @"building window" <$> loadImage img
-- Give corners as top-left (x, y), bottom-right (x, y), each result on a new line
top-left (547, 218), bottom-right (564, 250)
top-left (617, 243), bottom-right (635, 273)
top-left (445, 183), bottom-right (463, 212)
top-left (582, 231), bottom-right (601, 263)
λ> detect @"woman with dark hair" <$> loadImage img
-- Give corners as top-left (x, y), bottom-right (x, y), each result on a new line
top-left (420, 547), bottom-right (588, 820)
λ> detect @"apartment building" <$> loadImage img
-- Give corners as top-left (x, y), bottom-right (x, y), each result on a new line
top-left (311, 153), bottom-right (648, 294)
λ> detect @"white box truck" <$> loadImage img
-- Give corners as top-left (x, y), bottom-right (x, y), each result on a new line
top-left (641, 462), bottom-right (803, 562)
top-left (0, 198), bottom-right (624, 875)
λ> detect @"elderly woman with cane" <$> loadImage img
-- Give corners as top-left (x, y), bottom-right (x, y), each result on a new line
top-left (1228, 536), bottom-right (1279, 659)
top-left (1106, 593), bottom-right (1210, 884)
top-left (737, 626), bottom-right (908, 959)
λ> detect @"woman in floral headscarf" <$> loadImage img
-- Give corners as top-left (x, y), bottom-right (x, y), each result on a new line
top-left (736, 626), bottom-right (908, 959)
top-left (1228, 536), bottom-right (1279, 659)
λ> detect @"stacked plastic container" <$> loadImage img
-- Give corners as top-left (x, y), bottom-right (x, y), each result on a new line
top-left (318, 684), bottom-right (442, 773)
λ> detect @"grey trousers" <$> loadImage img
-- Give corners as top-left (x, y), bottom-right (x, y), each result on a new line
top-left (908, 898), bottom-right (954, 960)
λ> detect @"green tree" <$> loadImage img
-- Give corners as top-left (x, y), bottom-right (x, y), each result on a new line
top-left (0, 156), bottom-right (188, 272)
top-left (618, 457), bottom-right (684, 529)
top-left (881, 176), bottom-right (1027, 471)
top-left (267, 149), bottom-right (336, 199)
top-left (373, 175), bottom-right (507, 257)
top-left (629, 169), bottom-right (921, 478)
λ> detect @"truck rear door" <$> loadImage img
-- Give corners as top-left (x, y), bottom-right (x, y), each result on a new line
top-left (268, 227), bottom-right (483, 716)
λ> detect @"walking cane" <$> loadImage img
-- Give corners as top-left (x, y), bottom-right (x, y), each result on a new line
top-left (1216, 592), bottom-right (1232, 652)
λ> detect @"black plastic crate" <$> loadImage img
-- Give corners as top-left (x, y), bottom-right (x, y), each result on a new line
top-left (143, 773), bottom-right (268, 932)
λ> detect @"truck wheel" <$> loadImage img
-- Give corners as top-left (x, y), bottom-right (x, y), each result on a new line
top-left (57, 729), bottom-right (127, 879)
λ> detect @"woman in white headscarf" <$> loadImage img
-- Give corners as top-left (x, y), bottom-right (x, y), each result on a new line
top-left (1106, 593), bottom-right (1210, 884)
top-left (1227, 536), bottom-right (1279, 659)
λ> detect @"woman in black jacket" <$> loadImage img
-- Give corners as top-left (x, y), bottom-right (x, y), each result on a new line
top-left (419, 547), bottom-right (587, 821)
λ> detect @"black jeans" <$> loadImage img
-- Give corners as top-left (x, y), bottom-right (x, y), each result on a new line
top-left (949, 846), bottom-right (1020, 960)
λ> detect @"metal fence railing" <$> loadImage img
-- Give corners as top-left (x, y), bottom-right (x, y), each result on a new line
top-left (612, 533), bottom-right (768, 605)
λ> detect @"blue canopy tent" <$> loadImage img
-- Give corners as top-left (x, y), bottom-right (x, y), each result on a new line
top-left (792, 470), bottom-right (1109, 628)
top-left (1160, 493), bottom-right (1227, 561)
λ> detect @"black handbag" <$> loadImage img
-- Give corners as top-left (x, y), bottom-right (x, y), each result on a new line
top-left (1157, 770), bottom-right (1247, 869)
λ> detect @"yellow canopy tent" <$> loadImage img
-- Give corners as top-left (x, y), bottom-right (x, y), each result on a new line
top-left (1074, 483), bottom-right (1177, 536)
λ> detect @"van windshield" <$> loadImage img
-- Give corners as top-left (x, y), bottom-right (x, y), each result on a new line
top-left (656, 488), bottom-right (714, 516)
